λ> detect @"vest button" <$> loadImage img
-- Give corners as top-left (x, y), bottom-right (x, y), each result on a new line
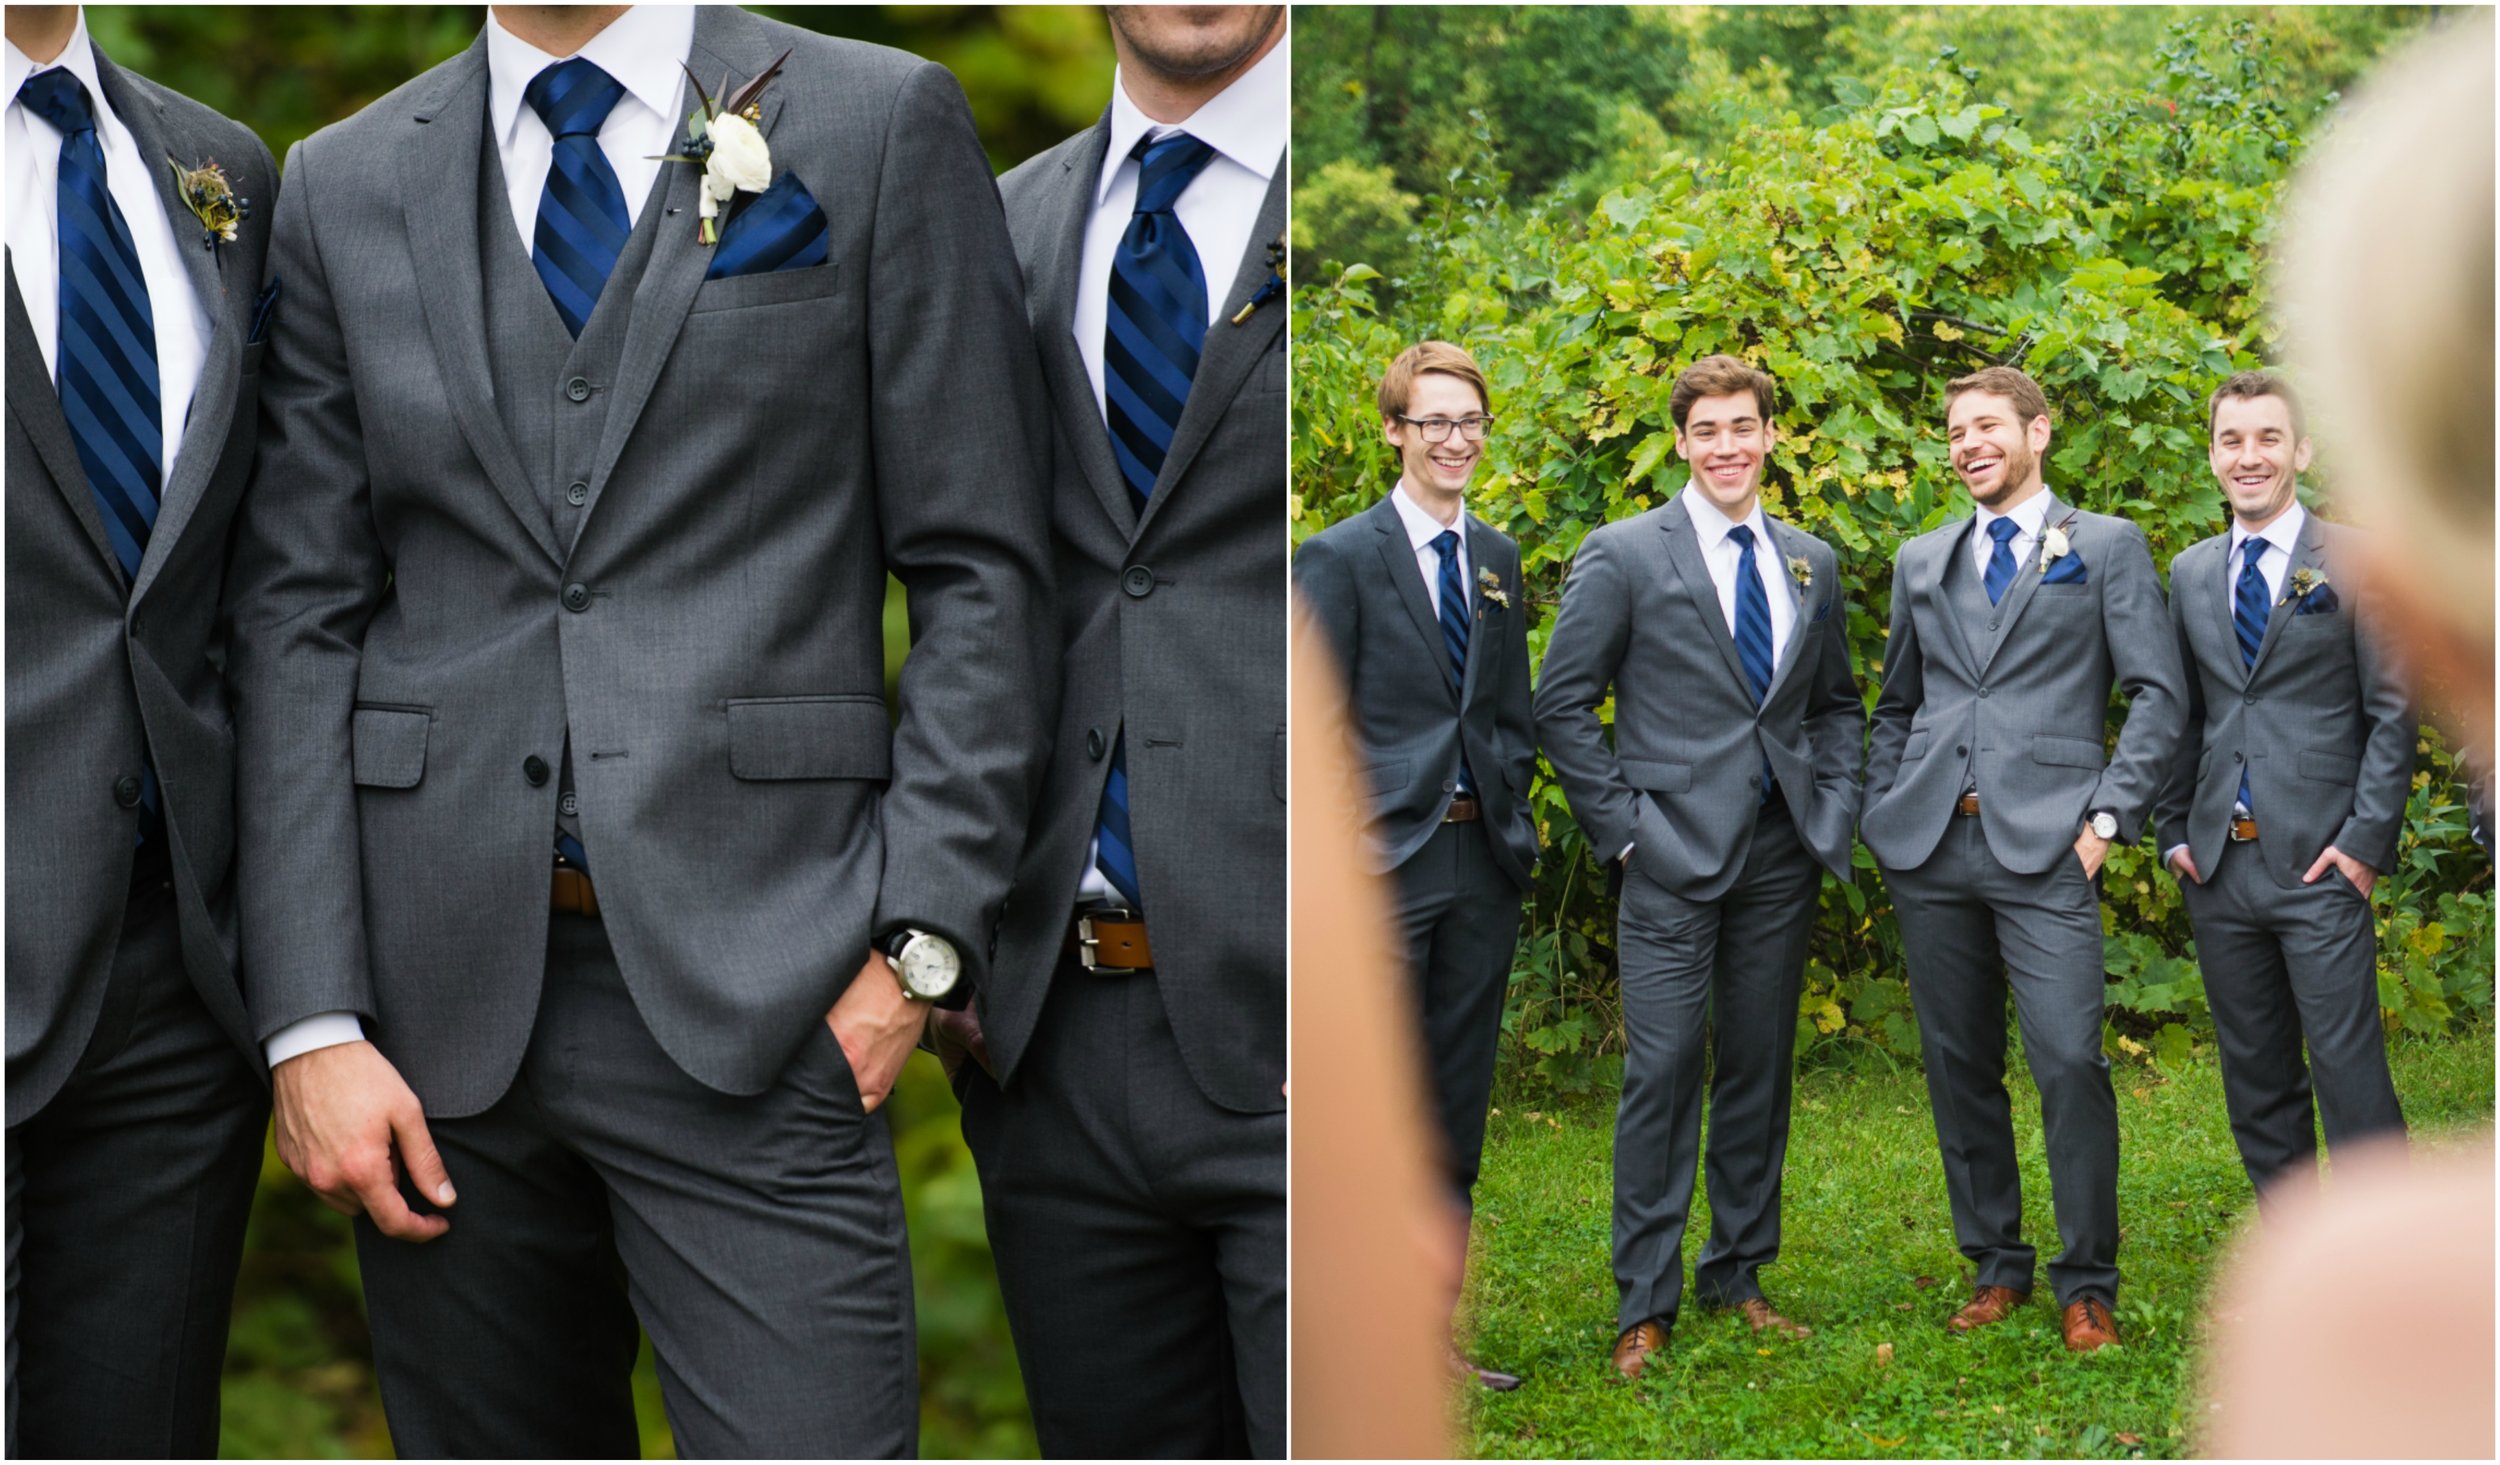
top-left (567, 481), bottom-right (589, 507)
top-left (559, 792), bottom-right (579, 818)
top-left (1086, 728), bottom-right (1105, 760)
top-left (563, 583), bottom-right (591, 612)
top-left (523, 755), bottom-right (550, 786)
top-left (1122, 565), bottom-right (1154, 599)
top-left (566, 377), bottom-right (592, 403)
top-left (112, 775), bottom-right (143, 809)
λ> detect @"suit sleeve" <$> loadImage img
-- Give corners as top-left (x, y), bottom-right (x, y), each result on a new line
top-left (1862, 546), bottom-right (1922, 809)
top-left (221, 136), bottom-right (385, 1037)
top-left (1496, 541), bottom-right (1538, 804)
top-left (2337, 570), bottom-right (2417, 871)
top-left (1289, 530), bottom-right (1361, 693)
top-left (1803, 543), bottom-right (1866, 825)
top-left (1530, 528), bottom-right (1637, 857)
top-left (2152, 551), bottom-right (2203, 855)
top-left (863, 62), bottom-right (1059, 982)
top-left (2089, 521), bottom-right (2188, 839)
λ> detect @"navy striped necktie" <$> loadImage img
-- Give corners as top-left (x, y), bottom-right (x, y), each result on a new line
top-left (525, 58), bottom-right (630, 338)
top-left (1982, 516), bottom-right (2020, 605)
top-left (2234, 537), bottom-right (2271, 813)
top-left (1432, 530), bottom-right (1475, 796)
top-left (1730, 523), bottom-right (1776, 803)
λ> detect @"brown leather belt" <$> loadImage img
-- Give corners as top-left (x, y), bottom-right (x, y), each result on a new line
top-left (2229, 816), bottom-right (2260, 842)
top-left (1443, 795), bottom-right (1482, 824)
top-left (1064, 908), bottom-right (1154, 971)
top-left (552, 865), bottom-right (601, 918)
top-left (1956, 791), bottom-right (1981, 816)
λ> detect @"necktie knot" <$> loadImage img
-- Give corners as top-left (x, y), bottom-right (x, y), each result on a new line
top-left (1728, 523), bottom-right (1756, 552)
top-left (526, 57), bottom-right (626, 140)
top-left (18, 67), bottom-right (97, 137)
top-left (1432, 528), bottom-right (1461, 563)
top-left (1132, 131), bottom-right (1215, 216)
top-left (1986, 517), bottom-right (2020, 546)
top-left (2242, 538), bottom-right (2268, 578)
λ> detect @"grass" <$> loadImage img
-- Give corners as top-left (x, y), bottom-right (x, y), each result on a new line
top-left (1460, 1025), bottom-right (2494, 1459)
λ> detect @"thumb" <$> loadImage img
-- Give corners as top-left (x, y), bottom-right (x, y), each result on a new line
top-left (393, 1104), bottom-right (457, 1208)
top-left (2301, 850), bottom-right (2331, 884)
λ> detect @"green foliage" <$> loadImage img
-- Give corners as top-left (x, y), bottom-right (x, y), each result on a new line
top-left (1292, 9), bottom-right (2490, 1096)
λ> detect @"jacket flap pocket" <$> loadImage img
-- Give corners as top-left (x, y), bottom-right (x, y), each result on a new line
top-left (1619, 757), bottom-right (1692, 794)
top-left (1362, 759), bottom-right (1410, 793)
top-left (727, 696), bottom-right (890, 781)
top-left (2030, 734), bottom-right (2106, 770)
top-left (2298, 747), bottom-right (2361, 785)
top-left (351, 706), bottom-right (431, 789)
top-left (1902, 728), bottom-right (1935, 761)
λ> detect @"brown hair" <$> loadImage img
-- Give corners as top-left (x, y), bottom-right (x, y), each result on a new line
top-left (1669, 354), bottom-right (1777, 430)
top-left (1377, 341), bottom-right (1490, 421)
top-left (1944, 365), bottom-right (2051, 425)
top-left (2207, 370), bottom-right (2306, 440)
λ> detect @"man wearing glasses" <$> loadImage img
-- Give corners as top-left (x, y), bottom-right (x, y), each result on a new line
top-left (1295, 340), bottom-right (1537, 1391)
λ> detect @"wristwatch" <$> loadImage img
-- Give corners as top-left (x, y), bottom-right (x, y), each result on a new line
top-left (2088, 810), bottom-right (2119, 841)
top-left (878, 927), bottom-right (964, 1006)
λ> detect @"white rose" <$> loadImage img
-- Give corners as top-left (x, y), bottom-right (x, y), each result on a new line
top-left (2041, 524), bottom-right (2071, 567)
top-left (704, 111), bottom-right (772, 198)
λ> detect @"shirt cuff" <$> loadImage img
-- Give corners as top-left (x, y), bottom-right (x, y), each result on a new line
top-left (2162, 844), bottom-right (2190, 868)
top-left (265, 1011), bottom-right (366, 1068)
top-left (1618, 842), bottom-right (1636, 863)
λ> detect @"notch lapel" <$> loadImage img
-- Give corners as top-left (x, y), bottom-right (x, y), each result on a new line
top-left (1368, 497), bottom-right (1457, 708)
top-left (1132, 164), bottom-right (1283, 542)
top-left (399, 40), bottom-right (561, 565)
top-left (1975, 497), bottom-right (2067, 676)
top-left (1031, 114), bottom-right (1136, 540)
top-left (2196, 536), bottom-right (2248, 691)
top-left (1922, 525), bottom-right (1981, 680)
top-left (1459, 512), bottom-right (1502, 706)
top-left (5, 259), bottom-right (123, 580)
top-left (1756, 517), bottom-right (1815, 704)
top-left (1660, 499), bottom-right (1757, 700)
top-left (2247, 515), bottom-right (2325, 680)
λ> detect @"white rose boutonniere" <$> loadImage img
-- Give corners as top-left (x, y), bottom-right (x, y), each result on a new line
top-left (1788, 555), bottom-right (1813, 593)
top-left (2038, 523), bottom-right (2072, 574)
top-left (1477, 566), bottom-right (1510, 610)
top-left (653, 53), bottom-right (790, 244)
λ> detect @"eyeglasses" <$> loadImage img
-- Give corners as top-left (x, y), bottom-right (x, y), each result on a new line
top-left (1396, 414), bottom-right (1494, 443)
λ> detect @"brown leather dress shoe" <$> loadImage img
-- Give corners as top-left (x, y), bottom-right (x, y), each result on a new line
top-left (2061, 1297), bottom-right (2120, 1352)
top-left (1612, 1319), bottom-right (1669, 1380)
top-left (1447, 1346), bottom-right (1522, 1392)
top-left (1733, 1296), bottom-right (1813, 1339)
top-left (1946, 1284), bottom-right (2031, 1332)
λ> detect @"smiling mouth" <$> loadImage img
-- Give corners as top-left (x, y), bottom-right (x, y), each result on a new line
top-left (1959, 455), bottom-right (2002, 477)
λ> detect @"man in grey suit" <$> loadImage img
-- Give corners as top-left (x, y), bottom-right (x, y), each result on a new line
top-left (223, 5), bottom-right (1054, 1454)
top-left (1861, 365), bottom-right (2186, 1354)
top-left (936, 6), bottom-right (1284, 1455)
top-left (4, 6), bottom-right (276, 1453)
top-left (1535, 355), bottom-right (1865, 1380)
top-left (1294, 340), bottom-right (1536, 1392)
top-left (2156, 371), bottom-right (2409, 1198)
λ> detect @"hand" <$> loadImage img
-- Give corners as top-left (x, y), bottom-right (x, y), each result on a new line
top-left (2167, 847), bottom-right (2203, 885)
top-left (2073, 827), bottom-right (2110, 879)
top-left (826, 951), bottom-right (924, 1113)
top-left (925, 1004), bottom-right (994, 1085)
top-left (2303, 845), bottom-right (2377, 898)
top-left (271, 1040), bottom-right (454, 1243)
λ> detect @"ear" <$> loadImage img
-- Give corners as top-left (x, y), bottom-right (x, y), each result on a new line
top-left (1673, 428), bottom-right (1693, 462)
top-left (1381, 414), bottom-right (1403, 450)
top-left (2026, 414), bottom-right (2053, 455)
top-left (2292, 435), bottom-right (2315, 474)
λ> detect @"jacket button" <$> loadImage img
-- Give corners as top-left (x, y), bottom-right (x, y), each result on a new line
top-left (563, 583), bottom-right (591, 612)
top-left (1086, 728), bottom-right (1105, 760)
top-left (523, 755), bottom-right (550, 786)
top-left (1121, 565), bottom-right (1154, 599)
top-left (112, 775), bottom-right (143, 809)
top-left (559, 792), bottom-right (579, 818)
top-left (2233, 751), bottom-right (2244, 763)
top-left (1956, 745), bottom-right (1968, 757)
top-left (565, 377), bottom-right (591, 403)
top-left (566, 481), bottom-right (589, 507)
top-left (2243, 693), bottom-right (2257, 705)
top-left (1977, 686), bottom-right (1990, 698)
top-left (1442, 779), bottom-right (1457, 793)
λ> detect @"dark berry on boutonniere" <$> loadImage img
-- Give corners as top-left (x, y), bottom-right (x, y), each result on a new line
top-left (165, 155), bottom-right (243, 251)
top-left (1230, 232), bottom-right (1287, 325)
top-left (651, 51), bottom-right (790, 245)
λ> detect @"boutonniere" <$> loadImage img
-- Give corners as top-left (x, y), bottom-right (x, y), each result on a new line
top-left (164, 156), bottom-right (245, 252)
top-left (2037, 521), bottom-right (2074, 574)
top-left (653, 52), bottom-right (790, 244)
top-left (1230, 234), bottom-right (1286, 325)
top-left (1477, 566), bottom-right (1510, 610)
top-left (2280, 566), bottom-right (2329, 607)
top-left (1788, 555), bottom-right (1813, 593)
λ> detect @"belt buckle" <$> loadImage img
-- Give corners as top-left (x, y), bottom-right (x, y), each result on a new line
top-left (1075, 906), bottom-right (1138, 973)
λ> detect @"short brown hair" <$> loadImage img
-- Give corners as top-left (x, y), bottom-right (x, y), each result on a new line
top-left (1944, 365), bottom-right (2051, 425)
top-left (1670, 354), bottom-right (1777, 430)
top-left (1377, 341), bottom-right (1490, 421)
top-left (2207, 370), bottom-right (2306, 439)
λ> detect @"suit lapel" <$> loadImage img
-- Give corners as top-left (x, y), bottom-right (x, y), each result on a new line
top-left (1031, 114), bottom-right (1136, 540)
top-left (1757, 517), bottom-right (1814, 704)
top-left (399, 38), bottom-right (561, 565)
top-left (2248, 514), bottom-right (2325, 679)
top-left (2197, 536), bottom-right (2247, 690)
top-left (5, 258), bottom-right (123, 580)
top-left (1133, 164), bottom-right (1283, 542)
top-left (1660, 498), bottom-right (1757, 700)
top-left (1368, 496), bottom-right (1456, 707)
top-left (1976, 495), bottom-right (2065, 675)
top-left (1923, 525), bottom-right (1980, 679)
top-left (100, 52), bottom-right (246, 605)
top-left (1459, 512), bottom-right (1502, 705)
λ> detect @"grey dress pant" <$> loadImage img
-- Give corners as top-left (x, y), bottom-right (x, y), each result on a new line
top-left (1391, 817), bottom-right (1525, 1212)
top-left (353, 911), bottom-right (917, 1459)
top-left (2183, 838), bottom-right (2404, 1197)
top-left (1885, 813), bottom-right (2120, 1307)
top-left (1613, 804), bottom-right (1818, 1332)
top-left (6, 854), bottom-right (267, 1459)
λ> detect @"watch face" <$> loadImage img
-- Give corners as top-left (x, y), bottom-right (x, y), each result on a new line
top-left (897, 935), bottom-right (961, 999)
top-left (2092, 813), bottom-right (2118, 839)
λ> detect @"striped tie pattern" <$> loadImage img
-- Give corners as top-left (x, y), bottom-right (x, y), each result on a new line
top-left (2234, 538), bottom-right (2271, 812)
top-left (1982, 516), bottom-right (2020, 605)
top-left (1433, 531), bottom-right (1474, 796)
top-left (526, 59), bottom-right (630, 338)
top-left (1094, 132), bottom-right (1215, 913)
top-left (1729, 524), bottom-right (1776, 803)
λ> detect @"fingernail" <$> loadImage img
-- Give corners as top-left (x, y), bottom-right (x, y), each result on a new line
top-left (437, 1183), bottom-right (457, 1205)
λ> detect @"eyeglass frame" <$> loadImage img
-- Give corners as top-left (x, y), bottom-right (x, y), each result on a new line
top-left (1393, 412), bottom-right (1496, 443)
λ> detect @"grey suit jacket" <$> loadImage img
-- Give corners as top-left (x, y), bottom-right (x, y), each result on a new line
top-left (1534, 496), bottom-right (1864, 900)
top-left (2153, 516), bottom-right (2412, 884)
top-left (1293, 495), bottom-right (1536, 888)
top-left (223, 8), bottom-right (1056, 1116)
top-left (1862, 494), bottom-right (2187, 874)
top-left (988, 113), bottom-right (1286, 1115)
top-left (5, 53), bottom-right (276, 1120)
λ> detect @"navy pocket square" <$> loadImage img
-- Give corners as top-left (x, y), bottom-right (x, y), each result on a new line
top-left (247, 277), bottom-right (280, 345)
top-left (2293, 584), bottom-right (2341, 615)
top-left (2041, 551), bottom-right (2087, 586)
top-left (707, 171), bottom-right (829, 281)
top-left (1811, 597), bottom-right (1833, 624)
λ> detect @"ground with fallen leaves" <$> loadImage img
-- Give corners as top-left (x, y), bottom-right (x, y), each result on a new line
top-left (1460, 1025), bottom-right (2493, 1458)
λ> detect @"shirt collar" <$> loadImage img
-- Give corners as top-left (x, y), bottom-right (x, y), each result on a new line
top-left (1974, 485), bottom-right (2053, 543)
top-left (7, 9), bottom-right (109, 137)
top-left (488, 5), bottom-right (695, 151)
top-left (1677, 483), bottom-right (1772, 554)
top-left (2230, 500), bottom-right (2306, 566)
top-left (1391, 480), bottom-right (1464, 553)
top-left (1096, 33), bottom-right (1287, 209)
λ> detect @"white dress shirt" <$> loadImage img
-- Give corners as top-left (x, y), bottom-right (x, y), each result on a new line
top-left (5, 8), bottom-right (211, 503)
top-left (2164, 501), bottom-right (2309, 865)
top-left (1392, 480), bottom-right (1469, 617)
top-left (1072, 39), bottom-right (1286, 909)
top-left (1678, 484), bottom-right (1796, 665)
top-left (1969, 485), bottom-right (2054, 582)
top-left (267, 8), bottom-right (698, 1070)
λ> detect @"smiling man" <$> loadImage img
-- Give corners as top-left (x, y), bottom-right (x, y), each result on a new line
top-left (1861, 365), bottom-right (2185, 1354)
top-left (1294, 340), bottom-right (1537, 1391)
top-left (2153, 372), bottom-right (2410, 1200)
top-left (1534, 354), bottom-right (1864, 1380)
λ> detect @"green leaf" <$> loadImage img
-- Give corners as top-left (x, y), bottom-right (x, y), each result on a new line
top-left (1902, 113), bottom-right (1941, 148)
